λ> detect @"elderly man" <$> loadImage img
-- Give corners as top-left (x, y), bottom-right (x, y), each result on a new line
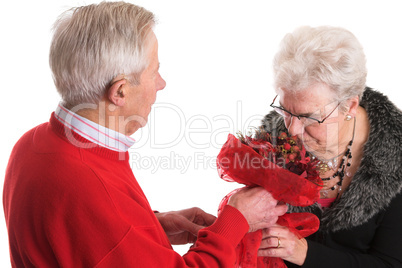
top-left (3, 2), bottom-right (287, 267)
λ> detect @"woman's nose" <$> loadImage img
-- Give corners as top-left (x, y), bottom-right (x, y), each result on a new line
top-left (285, 116), bottom-right (304, 136)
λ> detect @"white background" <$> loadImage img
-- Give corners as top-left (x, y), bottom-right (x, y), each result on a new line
top-left (1, 0), bottom-right (401, 265)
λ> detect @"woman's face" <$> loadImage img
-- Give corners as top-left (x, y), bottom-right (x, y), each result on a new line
top-left (277, 83), bottom-right (347, 157)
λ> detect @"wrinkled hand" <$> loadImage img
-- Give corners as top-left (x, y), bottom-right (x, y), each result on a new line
top-left (259, 225), bottom-right (308, 266)
top-left (155, 207), bottom-right (216, 245)
top-left (228, 187), bottom-right (287, 232)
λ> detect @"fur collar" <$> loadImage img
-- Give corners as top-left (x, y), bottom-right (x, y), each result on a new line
top-left (261, 88), bottom-right (402, 232)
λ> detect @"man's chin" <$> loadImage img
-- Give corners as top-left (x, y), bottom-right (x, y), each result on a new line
top-left (125, 118), bottom-right (149, 136)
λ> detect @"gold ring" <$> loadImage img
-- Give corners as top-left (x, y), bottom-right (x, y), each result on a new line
top-left (277, 237), bottom-right (281, 248)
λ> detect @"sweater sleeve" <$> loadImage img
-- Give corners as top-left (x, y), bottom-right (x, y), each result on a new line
top-left (95, 205), bottom-right (249, 268)
top-left (299, 193), bottom-right (402, 267)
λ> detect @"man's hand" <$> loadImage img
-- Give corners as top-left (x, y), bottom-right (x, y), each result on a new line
top-left (155, 207), bottom-right (216, 245)
top-left (228, 187), bottom-right (287, 232)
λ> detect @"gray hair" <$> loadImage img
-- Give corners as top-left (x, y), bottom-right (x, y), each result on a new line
top-left (273, 26), bottom-right (367, 105)
top-left (49, 1), bottom-right (155, 107)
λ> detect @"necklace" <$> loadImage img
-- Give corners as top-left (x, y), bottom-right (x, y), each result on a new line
top-left (313, 151), bottom-right (344, 175)
top-left (317, 117), bottom-right (356, 199)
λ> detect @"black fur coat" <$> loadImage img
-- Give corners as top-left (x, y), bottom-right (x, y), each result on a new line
top-left (261, 88), bottom-right (402, 267)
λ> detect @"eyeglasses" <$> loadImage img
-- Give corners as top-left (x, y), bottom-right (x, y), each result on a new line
top-left (270, 95), bottom-right (340, 125)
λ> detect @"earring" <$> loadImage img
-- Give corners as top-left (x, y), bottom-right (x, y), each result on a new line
top-left (345, 115), bottom-right (352, 121)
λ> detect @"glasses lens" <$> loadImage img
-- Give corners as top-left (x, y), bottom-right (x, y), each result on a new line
top-left (273, 107), bottom-right (290, 118)
top-left (303, 117), bottom-right (320, 127)
top-left (309, 110), bottom-right (322, 121)
top-left (272, 96), bottom-right (291, 118)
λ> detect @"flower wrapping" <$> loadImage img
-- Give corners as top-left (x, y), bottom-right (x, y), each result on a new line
top-left (217, 133), bottom-right (322, 267)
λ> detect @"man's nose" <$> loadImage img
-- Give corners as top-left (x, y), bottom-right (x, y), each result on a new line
top-left (156, 73), bottom-right (166, 91)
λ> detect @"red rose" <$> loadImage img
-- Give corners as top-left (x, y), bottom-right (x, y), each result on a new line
top-left (284, 143), bottom-right (291, 150)
top-left (279, 132), bottom-right (288, 139)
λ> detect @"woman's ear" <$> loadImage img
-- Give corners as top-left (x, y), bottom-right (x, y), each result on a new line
top-left (108, 79), bottom-right (127, 107)
top-left (345, 95), bottom-right (360, 118)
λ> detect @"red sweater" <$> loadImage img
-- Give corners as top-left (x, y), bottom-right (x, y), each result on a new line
top-left (3, 114), bottom-right (249, 267)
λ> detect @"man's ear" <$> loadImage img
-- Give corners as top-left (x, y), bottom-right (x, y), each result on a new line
top-left (108, 79), bottom-right (127, 107)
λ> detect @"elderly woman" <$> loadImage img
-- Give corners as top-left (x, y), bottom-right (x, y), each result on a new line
top-left (258, 26), bottom-right (402, 267)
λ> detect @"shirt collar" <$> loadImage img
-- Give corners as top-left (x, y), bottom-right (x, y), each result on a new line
top-left (54, 103), bottom-right (135, 152)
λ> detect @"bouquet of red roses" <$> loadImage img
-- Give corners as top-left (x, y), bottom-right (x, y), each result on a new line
top-left (217, 127), bottom-right (322, 267)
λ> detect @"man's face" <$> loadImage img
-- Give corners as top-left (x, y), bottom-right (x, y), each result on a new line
top-left (122, 32), bottom-right (166, 135)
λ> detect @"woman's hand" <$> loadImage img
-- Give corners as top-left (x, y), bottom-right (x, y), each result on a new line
top-left (258, 225), bottom-right (308, 266)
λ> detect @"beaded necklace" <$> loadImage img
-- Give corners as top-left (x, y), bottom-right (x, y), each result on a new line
top-left (314, 151), bottom-right (344, 174)
top-left (316, 117), bottom-right (356, 199)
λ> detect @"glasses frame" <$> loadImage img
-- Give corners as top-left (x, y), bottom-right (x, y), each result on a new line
top-left (270, 95), bottom-right (340, 125)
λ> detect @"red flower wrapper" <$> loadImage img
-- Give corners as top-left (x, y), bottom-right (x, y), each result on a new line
top-left (217, 132), bottom-right (323, 267)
